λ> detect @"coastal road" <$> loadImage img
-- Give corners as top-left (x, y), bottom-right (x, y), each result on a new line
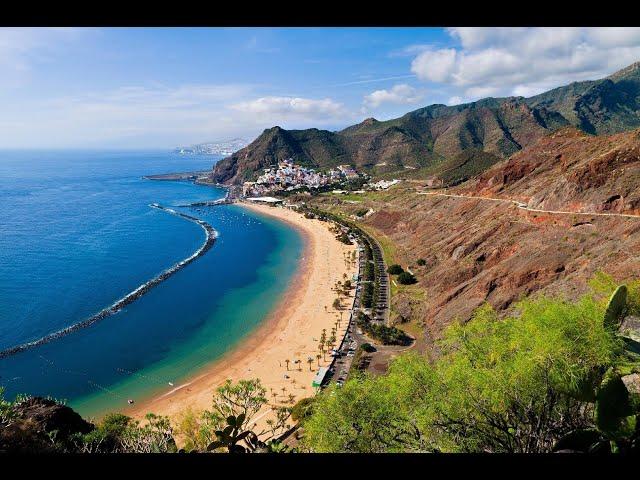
top-left (416, 191), bottom-right (640, 220)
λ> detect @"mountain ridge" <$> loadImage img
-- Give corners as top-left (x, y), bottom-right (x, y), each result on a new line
top-left (209, 61), bottom-right (640, 185)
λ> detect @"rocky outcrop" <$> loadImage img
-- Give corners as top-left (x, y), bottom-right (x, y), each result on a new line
top-left (0, 397), bottom-right (94, 453)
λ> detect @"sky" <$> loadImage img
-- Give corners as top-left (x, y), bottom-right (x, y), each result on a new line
top-left (2, 27), bottom-right (640, 149)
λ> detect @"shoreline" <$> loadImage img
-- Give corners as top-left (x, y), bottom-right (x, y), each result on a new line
top-left (125, 202), bottom-right (357, 434)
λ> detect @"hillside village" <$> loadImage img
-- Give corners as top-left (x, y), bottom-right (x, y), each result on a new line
top-left (242, 159), bottom-right (360, 197)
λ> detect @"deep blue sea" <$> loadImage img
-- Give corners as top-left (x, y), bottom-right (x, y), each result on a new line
top-left (0, 150), bottom-right (302, 418)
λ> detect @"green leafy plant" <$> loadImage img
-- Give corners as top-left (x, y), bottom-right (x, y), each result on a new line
top-left (397, 272), bottom-right (417, 285)
top-left (552, 282), bottom-right (640, 453)
top-left (387, 264), bottom-right (404, 275)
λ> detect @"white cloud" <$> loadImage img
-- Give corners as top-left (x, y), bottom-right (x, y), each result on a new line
top-left (0, 28), bottom-right (90, 87)
top-left (410, 48), bottom-right (458, 83)
top-left (231, 96), bottom-right (349, 122)
top-left (447, 96), bottom-right (463, 106)
top-left (1, 83), bottom-right (259, 148)
top-left (363, 83), bottom-right (425, 108)
top-left (0, 87), bottom-right (355, 148)
top-left (409, 27), bottom-right (640, 102)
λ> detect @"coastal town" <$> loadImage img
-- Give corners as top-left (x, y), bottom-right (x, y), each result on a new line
top-left (240, 158), bottom-right (402, 200)
top-left (241, 159), bottom-right (361, 197)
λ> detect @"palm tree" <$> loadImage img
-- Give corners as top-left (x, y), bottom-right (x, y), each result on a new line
top-left (307, 357), bottom-right (314, 371)
top-left (288, 393), bottom-right (296, 404)
top-left (285, 359), bottom-right (290, 371)
top-left (281, 386), bottom-right (286, 397)
top-left (272, 391), bottom-right (278, 403)
top-left (296, 359), bottom-right (302, 372)
top-left (316, 354), bottom-right (322, 366)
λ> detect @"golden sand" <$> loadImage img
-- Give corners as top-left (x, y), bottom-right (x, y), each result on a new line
top-left (128, 202), bottom-right (357, 435)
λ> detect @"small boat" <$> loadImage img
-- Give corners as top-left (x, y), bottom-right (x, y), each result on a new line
top-left (127, 399), bottom-right (135, 405)
top-left (168, 382), bottom-right (174, 386)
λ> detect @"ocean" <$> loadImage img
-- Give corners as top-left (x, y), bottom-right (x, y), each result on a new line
top-left (0, 150), bottom-right (303, 418)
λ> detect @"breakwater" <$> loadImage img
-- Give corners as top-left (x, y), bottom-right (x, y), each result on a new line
top-left (178, 198), bottom-right (232, 207)
top-left (0, 204), bottom-right (218, 359)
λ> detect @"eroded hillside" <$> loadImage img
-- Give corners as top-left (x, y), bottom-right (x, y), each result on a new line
top-left (303, 129), bottom-right (640, 349)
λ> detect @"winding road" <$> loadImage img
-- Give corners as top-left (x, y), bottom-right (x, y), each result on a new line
top-left (416, 191), bottom-right (640, 220)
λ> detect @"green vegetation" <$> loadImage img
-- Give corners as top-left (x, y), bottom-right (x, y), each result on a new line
top-left (291, 397), bottom-right (315, 423)
top-left (72, 412), bottom-right (174, 453)
top-left (336, 232), bottom-right (352, 244)
top-left (356, 314), bottom-right (412, 346)
top-left (434, 149), bottom-right (503, 187)
top-left (397, 271), bottom-right (417, 285)
top-left (1, 378), bottom-right (292, 454)
top-left (303, 276), bottom-right (640, 453)
top-left (387, 264), bottom-right (404, 275)
top-left (416, 258), bottom-right (427, 266)
top-left (361, 343), bottom-right (376, 353)
top-left (361, 283), bottom-right (373, 309)
top-left (604, 285), bottom-right (628, 330)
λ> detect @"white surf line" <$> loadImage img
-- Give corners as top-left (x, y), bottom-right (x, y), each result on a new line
top-left (0, 204), bottom-right (219, 360)
top-left (417, 191), bottom-right (640, 219)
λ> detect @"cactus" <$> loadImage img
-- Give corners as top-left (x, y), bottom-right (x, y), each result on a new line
top-left (594, 368), bottom-right (637, 438)
top-left (604, 285), bottom-right (628, 330)
top-left (554, 285), bottom-right (640, 452)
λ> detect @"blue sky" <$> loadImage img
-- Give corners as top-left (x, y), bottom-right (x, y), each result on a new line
top-left (2, 27), bottom-right (640, 148)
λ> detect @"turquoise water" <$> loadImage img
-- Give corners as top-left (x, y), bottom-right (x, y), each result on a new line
top-left (0, 150), bottom-right (303, 418)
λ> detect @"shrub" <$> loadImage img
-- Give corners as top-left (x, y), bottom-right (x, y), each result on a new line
top-left (361, 343), bottom-right (376, 353)
top-left (387, 264), bottom-right (404, 275)
top-left (416, 258), bottom-right (427, 266)
top-left (361, 283), bottom-right (374, 308)
top-left (362, 324), bottom-right (412, 346)
top-left (336, 232), bottom-right (352, 245)
top-left (303, 286), bottom-right (629, 453)
top-left (397, 272), bottom-right (417, 285)
top-left (291, 397), bottom-right (315, 422)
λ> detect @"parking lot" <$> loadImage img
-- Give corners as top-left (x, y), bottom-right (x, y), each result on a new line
top-left (323, 227), bottom-right (389, 388)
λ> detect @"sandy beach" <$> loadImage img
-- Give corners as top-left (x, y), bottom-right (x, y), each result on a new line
top-left (127, 201), bottom-right (357, 436)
